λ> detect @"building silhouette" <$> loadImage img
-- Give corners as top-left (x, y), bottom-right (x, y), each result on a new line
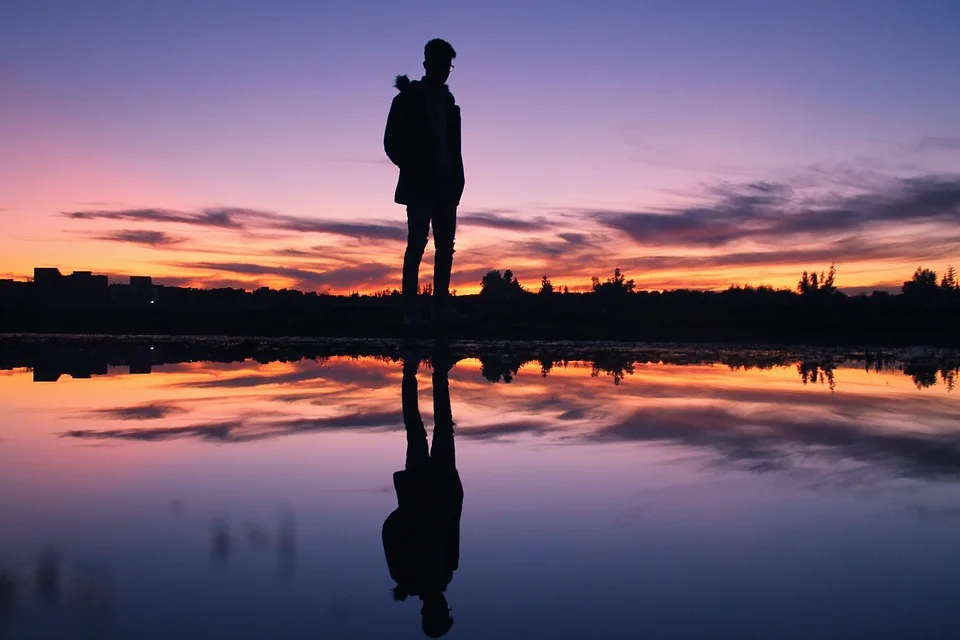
top-left (32, 267), bottom-right (109, 309)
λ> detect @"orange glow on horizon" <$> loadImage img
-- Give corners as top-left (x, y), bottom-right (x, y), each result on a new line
top-left (0, 253), bottom-right (936, 295)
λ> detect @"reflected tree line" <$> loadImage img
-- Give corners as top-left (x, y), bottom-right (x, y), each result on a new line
top-left (480, 352), bottom-right (958, 391)
top-left (798, 359), bottom-right (957, 392)
top-left (2, 336), bottom-right (958, 390)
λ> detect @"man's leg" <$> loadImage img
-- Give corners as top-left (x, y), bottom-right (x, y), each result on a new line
top-left (402, 203), bottom-right (432, 308)
top-left (430, 363), bottom-right (456, 472)
top-left (431, 203), bottom-right (457, 304)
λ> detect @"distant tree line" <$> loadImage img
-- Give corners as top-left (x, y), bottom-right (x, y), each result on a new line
top-left (4, 334), bottom-right (955, 391)
top-left (477, 263), bottom-right (960, 300)
top-left (3, 264), bottom-right (959, 345)
top-left (902, 265), bottom-right (959, 297)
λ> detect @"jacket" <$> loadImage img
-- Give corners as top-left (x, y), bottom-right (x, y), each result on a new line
top-left (384, 74), bottom-right (465, 206)
top-left (382, 467), bottom-right (463, 597)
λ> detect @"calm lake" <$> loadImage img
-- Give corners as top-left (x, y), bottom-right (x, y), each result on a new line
top-left (2, 338), bottom-right (960, 639)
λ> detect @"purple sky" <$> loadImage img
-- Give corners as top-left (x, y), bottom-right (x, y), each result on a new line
top-left (2, 0), bottom-right (959, 292)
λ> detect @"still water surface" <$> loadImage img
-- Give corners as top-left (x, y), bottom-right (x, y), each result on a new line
top-left (1, 341), bottom-right (960, 639)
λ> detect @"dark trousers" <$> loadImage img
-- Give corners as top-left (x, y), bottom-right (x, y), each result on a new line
top-left (402, 200), bottom-right (457, 305)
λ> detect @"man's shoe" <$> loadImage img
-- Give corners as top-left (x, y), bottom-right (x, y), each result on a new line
top-left (401, 347), bottom-right (424, 374)
top-left (403, 307), bottom-right (429, 327)
top-left (433, 303), bottom-right (468, 326)
top-left (431, 347), bottom-right (461, 373)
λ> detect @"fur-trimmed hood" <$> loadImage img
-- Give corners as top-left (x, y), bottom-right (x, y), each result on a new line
top-left (393, 74), bottom-right (454, 102)
top-left (384, 75), bottom-right (465, 206)
top-left (394, 74), bottom-right (414, 91)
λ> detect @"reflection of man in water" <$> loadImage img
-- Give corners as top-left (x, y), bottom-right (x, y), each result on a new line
top-left (382, 350), bottom-right (463, 638)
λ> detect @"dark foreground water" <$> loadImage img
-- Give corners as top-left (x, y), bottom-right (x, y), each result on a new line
top-left (2, 339), bottom-right (960, 639)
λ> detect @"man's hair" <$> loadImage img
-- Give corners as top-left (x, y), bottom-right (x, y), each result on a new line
top-left (424, 38), bottom-right (456, 63)
top-left (422, 612), bottom-right (454, 638)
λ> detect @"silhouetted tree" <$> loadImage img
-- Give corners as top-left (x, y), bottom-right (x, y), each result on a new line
top-left (943, 368), bottom-right (957, 392)
top-left (480, 270), bottom-right (499, 294)
top-left (539, 358), bottom-right (553, 377)
top-left (480, 269), bottom-right (525, 300)
top-left (798, 362), bottom-right (836, 391)
top-left (798, 264), bottom-right (837, 296)
top-left (592, 268), bottom-right (635, 296)
top-left (478, 354), bottom-right (524, 382)
top-left (823, 264), bottom-right (837, 294)
top-left (590, 354), bottom-right (634, 386)
top-left (905, 364), bottom-right (939, 389)
top-left (941, 265), bottom-right (958, 291)
top-left (903, 267), bottom-right (939, 296)
top-left (539, 275), bottom-right (554, 295)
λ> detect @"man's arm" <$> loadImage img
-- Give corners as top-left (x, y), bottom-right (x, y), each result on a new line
top-left (451, 104), bottom-right (465, 204)
top-left (384, 94), bottom-right (408, 167)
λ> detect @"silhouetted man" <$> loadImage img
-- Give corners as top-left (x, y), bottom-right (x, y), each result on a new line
top-left (384, 39), bottom-right (466, 327)
top-left (382, 349), bottom-right (463, 637)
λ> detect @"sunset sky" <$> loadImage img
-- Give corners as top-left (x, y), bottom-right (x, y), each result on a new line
top-left (2, 0), bottom-right (959, 294)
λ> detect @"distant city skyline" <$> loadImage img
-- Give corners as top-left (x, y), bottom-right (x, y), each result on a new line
top-left (2, 0), bottom-right (959, 293)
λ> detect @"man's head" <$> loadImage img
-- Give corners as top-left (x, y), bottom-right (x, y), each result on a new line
top-left (423, 38), bottom-right (456, 85)
top-left (421, 593), bottom-right (454, 638)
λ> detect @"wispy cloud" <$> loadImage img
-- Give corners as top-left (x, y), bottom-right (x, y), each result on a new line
top-left (176, 261), bottom-right (396, 291)
top-left (57, 157), bottom-right (960, 293)
top-left (66, 208), bottom-right (245, 229)
top-left (149, 274), bottom-right (265, 290)
top-left (458, 210), bottom-right (551, 232)
top-left (88, 401), bottom-right (188, 420)
top-left (63, 410), bottom-right (405, 443)
top-left (585, 404), bottom-right (960, 481)
top-left (617, 234), bottom-right (960, 273)
top-left (59, 366), bottom-right (960, 484)
top-left (95, 229), bottom-right (187, 247)
top-left (591, 175), bottom-right (960, 248)
top-left (65, 207), bottom-right (405, 242)
top-left (65, 420), bottom-right (247, 442)
top-left (268, 220), bottom-right (405, 241)
top-left (513, 232), bottom-right (606, 260)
